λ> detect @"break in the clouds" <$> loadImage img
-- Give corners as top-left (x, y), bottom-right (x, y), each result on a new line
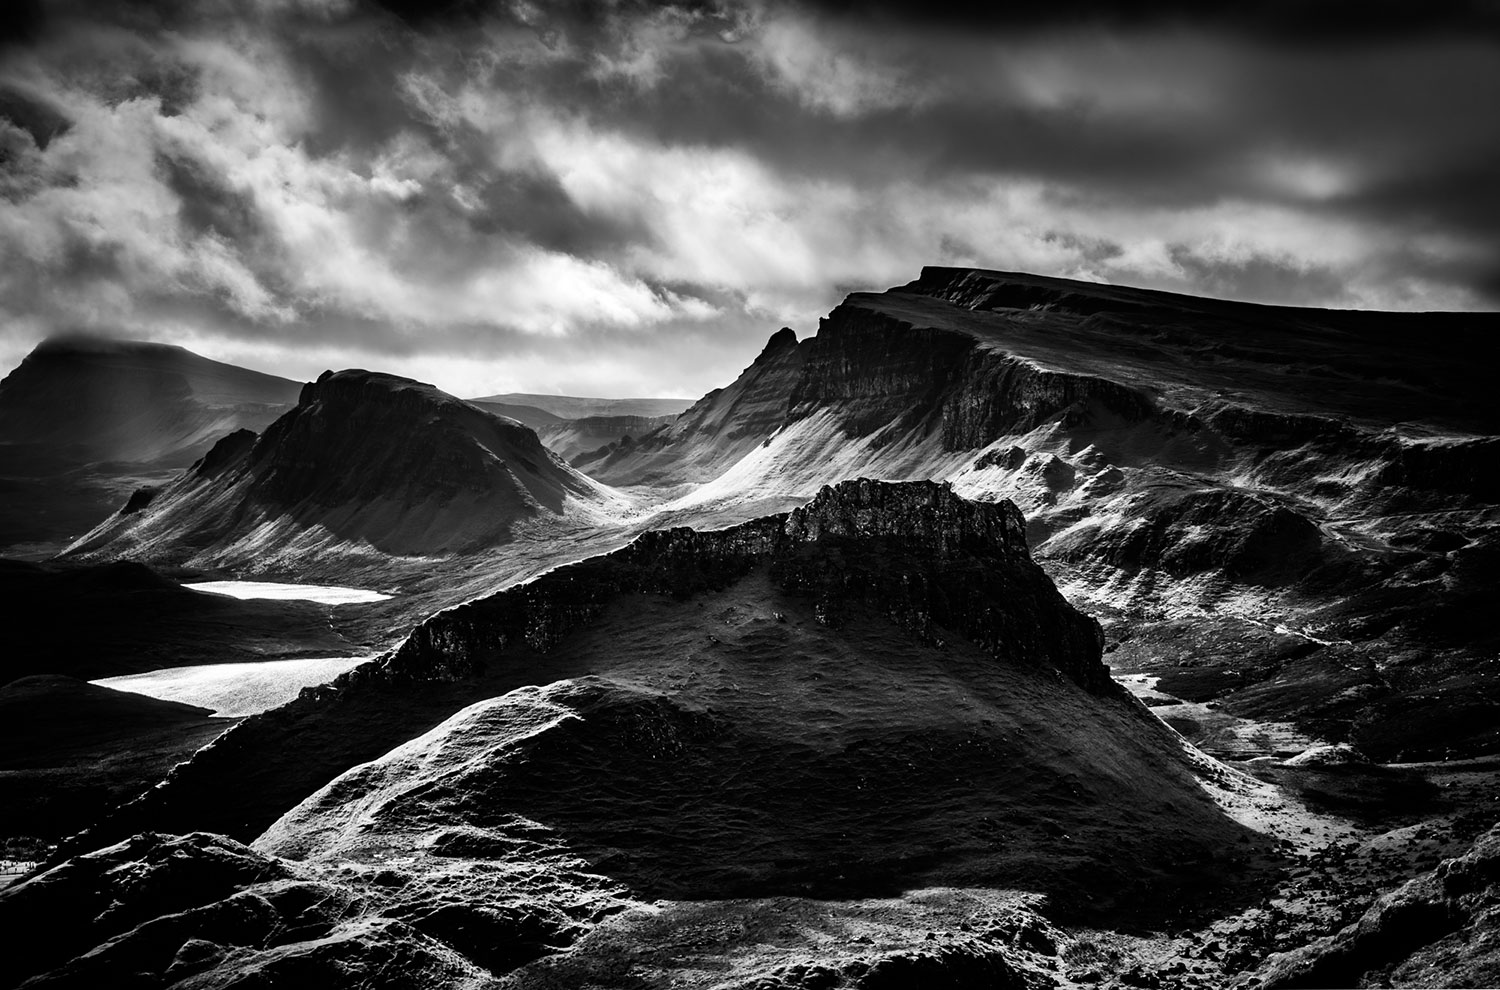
top-left (1, 0), bottom-right (1497, 397)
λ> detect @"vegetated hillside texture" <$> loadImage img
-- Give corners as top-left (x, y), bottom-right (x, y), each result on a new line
top-left (63, 370), bottom-right (625, 573)
top-left (11, 481), bottom-right (1281, 989)
top-left (582, 268), bottom-right (1500, 762)
top-left (0, 336), bottom-right (300, 556)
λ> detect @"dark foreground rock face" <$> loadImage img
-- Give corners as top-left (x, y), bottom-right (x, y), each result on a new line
top-left (1252, 824), bottom-right (1500, 989)
top-left (63, 369), bottom-right (612, 566)
top-left (12, 481), bottom-right (1268, 989)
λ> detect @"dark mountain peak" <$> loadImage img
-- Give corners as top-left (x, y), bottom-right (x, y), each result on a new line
top-left (67, 367), bottom-right (615, 563)
top-left (0, 334), bottom-right (300, 487)
top-left (27, 334), bottom-right (194, 360)
top-left (195, 428), bottom-right (257, 478)
top-left (293, 368), bottom-right (470, 418)
top-left (246, 368), bottom-right (584, 514)
top-left (757, 326), bottom-right (798, 358)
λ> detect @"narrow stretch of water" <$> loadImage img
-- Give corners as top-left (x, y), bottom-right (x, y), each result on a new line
top-left (92, 656), bottom-right (375, 717)
top-left (184, 580), bottom-right (392, 605)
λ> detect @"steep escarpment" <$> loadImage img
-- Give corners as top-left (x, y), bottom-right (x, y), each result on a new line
top-left (584, 268), bottom-right (1500, 759)
top-left (61, 370), bottom-right (622, 571)
top-left (20, 481), bottom-right (1271, 989)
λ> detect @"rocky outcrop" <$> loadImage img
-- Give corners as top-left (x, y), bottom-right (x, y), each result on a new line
top-left (0, 831), bottom-right (506, 990)
top-left (65, 481), bottom-right (1124, 866)
top-left (376, 478), bottom-right (1107, 693)
top-left (1253, 824), bottom-right (1500, 989)
top-left (787, 303), bottom-right (1156, 448)
top-left (10, 479), bottom-right (1266, 989)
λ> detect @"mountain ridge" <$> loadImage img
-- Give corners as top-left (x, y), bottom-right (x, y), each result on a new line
top-left (63, 369), bottom-right (625, 570)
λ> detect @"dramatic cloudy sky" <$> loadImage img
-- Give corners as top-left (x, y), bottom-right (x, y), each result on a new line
top-left (1, 0), bottom-right (1497, 397)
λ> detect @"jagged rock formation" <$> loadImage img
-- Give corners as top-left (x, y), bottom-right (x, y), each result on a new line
top-left (1252, 823), bottom-right (1500, 989)
top-left (581, 269), bottom-right (1500, 761)
top-left (62, 370), bottom-right (624, 571)
top-left (0, 832), bottom-right (505, 989)
top-left (19, 481), bottom-right (1272, 988)
top-left (0, 336), bottom-right (299, 554)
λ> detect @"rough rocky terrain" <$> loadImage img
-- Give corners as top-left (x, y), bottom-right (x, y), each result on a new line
top-left (579, 269), bottom-right (1500, 763)
top-left (2, 270), bottom-right (1496, 989)
top-left (6, 480), bottom-right (1290, 989)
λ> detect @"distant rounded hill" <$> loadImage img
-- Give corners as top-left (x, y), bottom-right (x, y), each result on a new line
top-left (0, 335), bottom-right (300, 466)
top-left (65, 369), bottom-right (624, 570)
top-left (0, 335), bottom-right (302, 555)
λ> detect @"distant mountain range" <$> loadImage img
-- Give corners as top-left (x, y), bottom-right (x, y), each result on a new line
top-left (3, 269), bottom-right (1499, 990)
top-left (12, 270), bottom-right (1498, 761)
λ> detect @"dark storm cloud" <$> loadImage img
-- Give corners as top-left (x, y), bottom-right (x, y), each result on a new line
top-left (785, 0), bottom-right (1500, 41)
top-left (0, 0), bottom-right (1496, 397)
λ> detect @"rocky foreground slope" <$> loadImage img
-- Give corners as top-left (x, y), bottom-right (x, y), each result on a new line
top-left (583, 269), bottom-right (1500, 761)
top-left (63, 370), bottom-right (624, 573)
top-left (1251, 823), bottom-right (1500, 989)
top-left (7, 481), bottom-right (1274, 989)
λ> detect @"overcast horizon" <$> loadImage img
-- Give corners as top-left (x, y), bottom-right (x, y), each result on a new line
top-left (2, 0), bottom-right (1498, 399)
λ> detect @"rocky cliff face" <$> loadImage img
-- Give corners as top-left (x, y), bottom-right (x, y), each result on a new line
top-left (17, 481), bottom-right (1266, 990)
top-left (386, 477), bottom-right (1108, 692)
top-left (62, 370), bottom-right (622, 569)
top-left (583, 268), bottom-right (1500, 761)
